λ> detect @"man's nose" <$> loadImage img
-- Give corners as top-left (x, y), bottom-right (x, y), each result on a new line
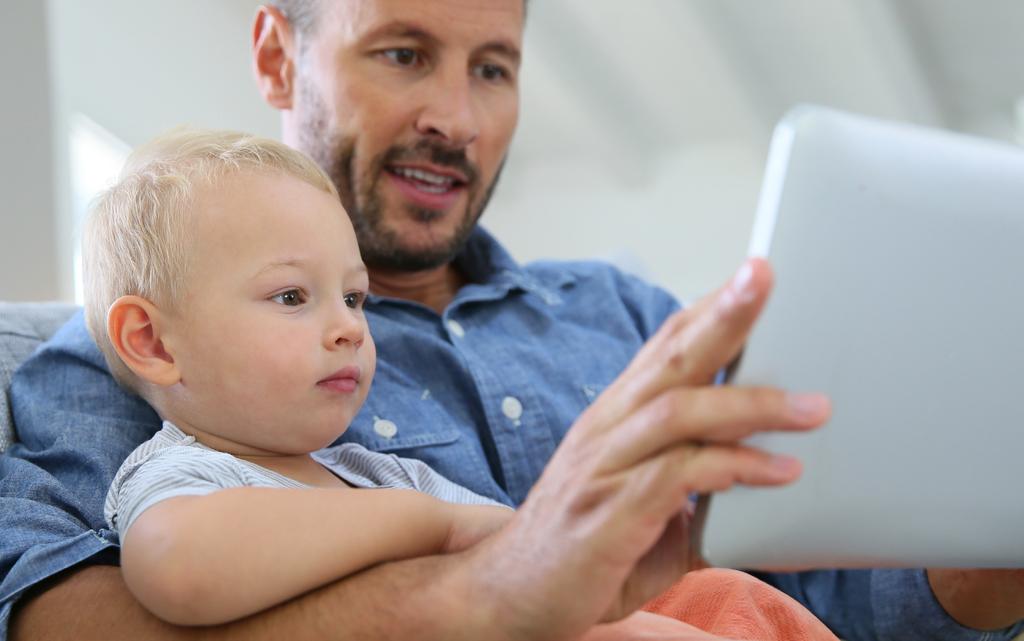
top-left (414, 65), bottom-right (480, 149)
top-left (324, 305), bottom-right (364, 350)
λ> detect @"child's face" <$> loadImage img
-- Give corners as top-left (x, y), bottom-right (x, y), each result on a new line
top-left (161, 170), bottom-right (375, 456)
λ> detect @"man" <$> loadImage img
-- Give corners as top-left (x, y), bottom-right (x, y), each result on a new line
top-left (3, 1), bottom-right (1023, 639)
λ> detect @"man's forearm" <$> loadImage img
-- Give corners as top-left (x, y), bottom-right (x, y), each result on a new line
top-left (12, 554), bottom-right (494, 641)
top-left (928, 569), bottom-right (1024, 631)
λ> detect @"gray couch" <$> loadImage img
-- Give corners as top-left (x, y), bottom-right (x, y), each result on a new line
top-left (0, 301), bottom-right (79, 452)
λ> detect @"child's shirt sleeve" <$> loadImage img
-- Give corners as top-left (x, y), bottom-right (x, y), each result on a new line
top-left (104, 445), bottom-right (247, 542)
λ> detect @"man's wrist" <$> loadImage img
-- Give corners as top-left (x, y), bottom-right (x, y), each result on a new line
top-left (438, 541), bottom-right (526, 641)
top-left (927, 569), bottom-right (1024, 631)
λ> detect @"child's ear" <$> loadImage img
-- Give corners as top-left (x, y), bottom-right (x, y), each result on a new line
top-left (252, 4), bottom-right (296, 110)
top-left (107, 295), bottom-right (181, 387)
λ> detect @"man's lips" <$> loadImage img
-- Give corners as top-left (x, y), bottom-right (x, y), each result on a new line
top-left (317, 366), bottom-right (361, 394)
top-left (388, 162), bottom-right (469, 185)
top-left (385, 162), bottom-right (469, 211)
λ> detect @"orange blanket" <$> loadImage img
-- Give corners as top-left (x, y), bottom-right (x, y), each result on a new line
top-left (641, 568), bottom-right (839, 641)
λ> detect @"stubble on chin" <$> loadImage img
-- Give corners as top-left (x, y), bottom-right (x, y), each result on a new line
top-left (293, 82), bottom-right (505, 272)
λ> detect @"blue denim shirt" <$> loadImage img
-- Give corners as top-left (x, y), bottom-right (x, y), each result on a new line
top-left (1, 227), bottom-right (1020, 641)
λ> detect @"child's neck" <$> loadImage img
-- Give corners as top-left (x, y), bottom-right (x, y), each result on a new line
top-left (165, 415), bottom-right (278, 457)
top-left (237, 452), bottom-right (351, 489)
top-left (161, 416), bottom-right (349, 489)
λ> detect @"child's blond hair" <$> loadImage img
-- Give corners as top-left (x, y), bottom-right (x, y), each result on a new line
top-left (83, 129), bottom-right (339, 391)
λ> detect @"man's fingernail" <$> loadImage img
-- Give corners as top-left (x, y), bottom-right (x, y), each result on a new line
top-left (731, 262), bottom-right (756, 304)
top-left (787, 393), bottom-right (829, 419)
top-left (771, 454), bottom-right (802, 475)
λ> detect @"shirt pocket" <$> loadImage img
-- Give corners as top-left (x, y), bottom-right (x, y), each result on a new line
top-left (579, 382), bottom-right (609, 405)
top-left (365, 427), bottom-right (462, 453)
top-left (343, 402), bottom-right (501, 502)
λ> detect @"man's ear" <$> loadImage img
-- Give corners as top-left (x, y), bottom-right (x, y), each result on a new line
top-left (107, 296), bottom-right (181, 387)
top-left (252, 5), bottom-right (297, 110)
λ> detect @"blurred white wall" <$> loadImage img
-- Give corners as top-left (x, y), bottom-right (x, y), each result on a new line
top-left (0, 2), bottom-right (57, 302)
top-left (42, 0), bottom-right (278, 301)
top-left (486, 142), bottom-right (764, 303)
top-left (46, 0), bottom-right (276, 148)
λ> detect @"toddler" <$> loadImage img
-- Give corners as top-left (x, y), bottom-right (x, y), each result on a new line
top-left (84, 130), bottom-right (510, 625)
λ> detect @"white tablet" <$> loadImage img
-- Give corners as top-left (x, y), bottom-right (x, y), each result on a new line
top-left (701, 105), bottom-right (1024, 570)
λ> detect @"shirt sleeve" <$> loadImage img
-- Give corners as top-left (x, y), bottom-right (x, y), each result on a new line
top-left (107, 446), bottom-right (246, 542)
top-left (754, 569), bottom-right (1024, 641)
top-left (0, 311), bottom-right (161, 639)
top-left (608, 266), bottom-right (683, 340)
top-left (392, 454), bottom-right (512, 509)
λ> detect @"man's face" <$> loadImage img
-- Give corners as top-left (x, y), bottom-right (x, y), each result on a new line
top-left (288, 0), bottom-right (523, 271)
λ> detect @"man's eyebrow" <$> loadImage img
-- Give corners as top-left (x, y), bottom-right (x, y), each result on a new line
top-left (360, 21), bottom-right (440, 48)
top-left (362, 21), bottom-right (521, 66)
top-left (480, 40), bottom-right (521, 66)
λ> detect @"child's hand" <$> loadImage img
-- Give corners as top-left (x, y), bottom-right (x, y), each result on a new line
top-left (443, 504), bottom-right (515, 553)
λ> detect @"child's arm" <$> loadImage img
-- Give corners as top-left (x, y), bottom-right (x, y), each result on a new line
top-left (121, 486), bottom-right (476, 626)
top-left (441, 502), bottom-right (516, 552)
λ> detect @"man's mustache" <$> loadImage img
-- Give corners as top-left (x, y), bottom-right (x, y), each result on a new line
top-left (380, 140), bottom-right (479, 186)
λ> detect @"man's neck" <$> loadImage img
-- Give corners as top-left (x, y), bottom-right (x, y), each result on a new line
top-left (369, 262), bottom-right (468, 314)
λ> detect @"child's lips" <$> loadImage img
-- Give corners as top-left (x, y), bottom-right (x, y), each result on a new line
top-left (317, 366), bottom-right (361, 393)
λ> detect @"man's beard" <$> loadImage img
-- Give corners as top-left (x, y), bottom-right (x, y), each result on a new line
top-left (296, 83), bottom-right (504, 272)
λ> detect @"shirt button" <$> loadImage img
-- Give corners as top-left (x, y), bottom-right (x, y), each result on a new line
top-left (501, 396), bottom-right (523, 421)
top-left (447, 319), bottom-right (466, 338)
top-left (373, 418), bottom-right (398, 439)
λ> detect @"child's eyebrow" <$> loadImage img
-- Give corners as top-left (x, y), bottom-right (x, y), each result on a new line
top-left (250, 260), bottom-right (368, 280)
top-left (250, 258), bottom-right (308, 279)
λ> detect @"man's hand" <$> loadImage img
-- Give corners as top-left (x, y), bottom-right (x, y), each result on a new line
top-left (469, 259), bottom-right (831, 641)
top-left (928, 569), bottom-right (1024, 630)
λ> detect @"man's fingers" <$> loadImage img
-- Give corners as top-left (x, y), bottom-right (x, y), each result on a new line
top-left (678, 442), bottom-right (803, 490)
top-left (597, 259), bottom-right (773, 427)
top-left (599, 386), bottom-right (830, 473)
top-left (615, 442), bottom-right (804, 521)
top-left (664, 258), bottom-right (772, 386)
top-left (658, 444), bottom-right (802, 525)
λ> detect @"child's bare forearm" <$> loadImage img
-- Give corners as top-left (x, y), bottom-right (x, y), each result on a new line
top-left (120, 487), bottom-right (454, 625)
top-left (443, 504), bottom-right (516, 553)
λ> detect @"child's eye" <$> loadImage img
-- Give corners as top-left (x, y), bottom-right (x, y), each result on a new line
top-left (343, 292), bottom-right (365, 310)
top-left (270, 289), bottom-right (306, 307)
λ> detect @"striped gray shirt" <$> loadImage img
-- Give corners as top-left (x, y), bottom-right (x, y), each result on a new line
top-left (104, 421), bottom-right (506, 540)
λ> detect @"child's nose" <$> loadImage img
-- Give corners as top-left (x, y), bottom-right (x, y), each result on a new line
top-left (324, 308), bottom-right (364, 349)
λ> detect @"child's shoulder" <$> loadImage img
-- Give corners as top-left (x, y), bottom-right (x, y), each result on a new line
top-left (109, 422), bottom-right (237, 492)
top-left (104, 422), bottom-right (250, 534)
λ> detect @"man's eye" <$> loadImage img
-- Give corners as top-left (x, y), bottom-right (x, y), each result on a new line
top-left (382, 48), bottom-right (421, 67)
top-left (344, 292), bottom-right (365, 310)
top-left (475, 63), bottom-right (509, 82)
top-left (271, 289), bottom-right (306, 307)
